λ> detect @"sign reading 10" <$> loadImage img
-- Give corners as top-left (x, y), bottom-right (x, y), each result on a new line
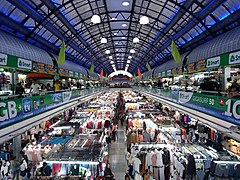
top-left (225, 99), bottom-right (240, 119)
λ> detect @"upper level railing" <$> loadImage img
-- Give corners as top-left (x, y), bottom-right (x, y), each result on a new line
top-left (133, 86), bottom-right (240, 126)
top-left (0, 87), bottom-right (108, 129)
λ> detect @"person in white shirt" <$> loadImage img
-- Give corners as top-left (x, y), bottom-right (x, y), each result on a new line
top-left (20, 158), bottom-right (28, 180)
top-left (1, 162), bottom-right (9, 179)
top-left (30, 80), bottom-right (41, 94)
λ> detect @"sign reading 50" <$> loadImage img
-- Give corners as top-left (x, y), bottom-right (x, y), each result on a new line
top-left (225, 99), bottom-right (240, 119)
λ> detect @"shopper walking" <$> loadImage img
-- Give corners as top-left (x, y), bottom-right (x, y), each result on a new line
top-left (11, 156), bottom-right (20, 180)
top-left (19, 157), bottom-right (28, 180)
top-left (104, 164), bottom-right (114, 180)
top-left (111, 123), bottom-right (117, 142)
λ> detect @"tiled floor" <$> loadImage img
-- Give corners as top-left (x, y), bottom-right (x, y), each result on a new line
top-left (109, 125), bottom-right (127, 180)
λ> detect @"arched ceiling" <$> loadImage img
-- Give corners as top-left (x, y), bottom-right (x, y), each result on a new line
top-left (0, 0), bottom-right (240, 74)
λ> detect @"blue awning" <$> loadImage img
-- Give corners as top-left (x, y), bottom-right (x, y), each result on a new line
top-left (0, 30), bottom-right (53, 65)
top-left (188, 26), bottom-right (240, 63)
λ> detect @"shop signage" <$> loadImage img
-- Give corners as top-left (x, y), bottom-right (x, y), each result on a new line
top-left (69, 71), bottom-right (74, 77)
top-left (178, 91), bottom-right (240, 125)
top-left (177, 66), bottom-right (182, 74)
top-left (0, 89), bottom-right (90, 129)
top-left (74, 72), bottom-right (79, 78)
top-left (171, 68), bottom-right (178, 75)
top-left (18, 58), bottom-right (32, 70)
top-left (229, 51), bottom-right (240, 64)
top-left (59, 68), bottom-right (65, 76)
top-left (38, 63), bottom-right (45, 73)
top-left (206, 56), bottom-right (220, 68)
top-left (146, 88), bottom-right (240, 125)
top-left (162, 71), bottom-right (166, 77)
top-left (166, 70), bottom-right (171, 76)
top-left (0, 53), bottom-right (7, 66)
top-left (79, 73), bottom-right (83, 78)
top-left (46, 65), bottom-right (54, 75)
top-left (197, 60), bottom-right (206, 71)
top-left (64, 69), bottom-right (69, 77)
top-left (187, 63), bottom-right (196, 73)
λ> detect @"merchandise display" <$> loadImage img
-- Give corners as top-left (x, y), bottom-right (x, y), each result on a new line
top-left (123, 90), bottom-right (240, 180)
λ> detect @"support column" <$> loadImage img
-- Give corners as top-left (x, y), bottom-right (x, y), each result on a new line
top-left (222, 67), bottom-right (231, 91)
top-left (13, 135), bottom-right (22, 159)
top-left (11, 71), bottom-right (18, 94)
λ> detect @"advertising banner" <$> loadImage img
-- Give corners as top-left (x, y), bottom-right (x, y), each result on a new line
top-left (0, 90), bottom-right (83, 129)
top-left (197, 60), bottom-right (206, 71)
top-left (178, 92), bottom-right (240, 125)
top-left (0, 93), bottom-right (62, 129)
top-left (146, 88), bottom-right (240, 125)
top-left (187, 63), bottom-right (196, 73)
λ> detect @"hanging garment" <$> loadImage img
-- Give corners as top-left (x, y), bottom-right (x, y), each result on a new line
top-left (156, 150), bottom-right (165, 180)
top-left (133, 157), bottom-right (142, 180)
top-left (214, 164), bottom-right (229, 178)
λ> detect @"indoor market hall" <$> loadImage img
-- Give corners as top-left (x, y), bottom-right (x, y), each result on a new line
top-left (0, 0), bottom-right (240, 180)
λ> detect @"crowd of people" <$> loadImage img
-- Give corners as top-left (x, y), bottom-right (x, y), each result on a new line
top-left (14, 79), bottom-right (84, 96)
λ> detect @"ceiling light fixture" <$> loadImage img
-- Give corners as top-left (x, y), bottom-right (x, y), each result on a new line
top-left (101, 37), bottom-right (107, 44)
top-left (139, 16), bottom-right (149, 25)
top-left (128, 56), bottom-right (132, 59)
top-left (109, 56), bottom-right (113, 59)
top-left (127, 60), bottom-right (131, 63)
top-left (115, 42), bottom-right (118, 45)
top-left (133, 37), bottom-right (139, 43)
top-left (91, 15), bottom-right (101, 24)
top-left (130, 49), bottom-right (135, 53)
top-left (122, 37), bottom-right (126, 39)
top-left (114, 32), bottom-right (118, 36)
top-left (122, 23), bottom-right (127, 27)
top-left (110, 61), bottom-right (114, 64)
top-left (116, 49), bottom-right (119, 51)
top-left (105, 50), bottom-right (110, 54)
top-left (122, 1), bottom-right (130, 6)
top-left (111, 17), bottom-right (117, 20)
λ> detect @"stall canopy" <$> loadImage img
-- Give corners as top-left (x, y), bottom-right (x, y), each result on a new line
top-left (188, 26), bottom-right (240, 63)
top-left (0, 30), bottom-right (53, 65)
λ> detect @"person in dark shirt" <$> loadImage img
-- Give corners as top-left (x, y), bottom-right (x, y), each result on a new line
top-left (104, 164), bottom-right (114, 180)
top-left (40, 162), bottom-right (51, 176)
top-left (15, 83), bottom-right (25, 95)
